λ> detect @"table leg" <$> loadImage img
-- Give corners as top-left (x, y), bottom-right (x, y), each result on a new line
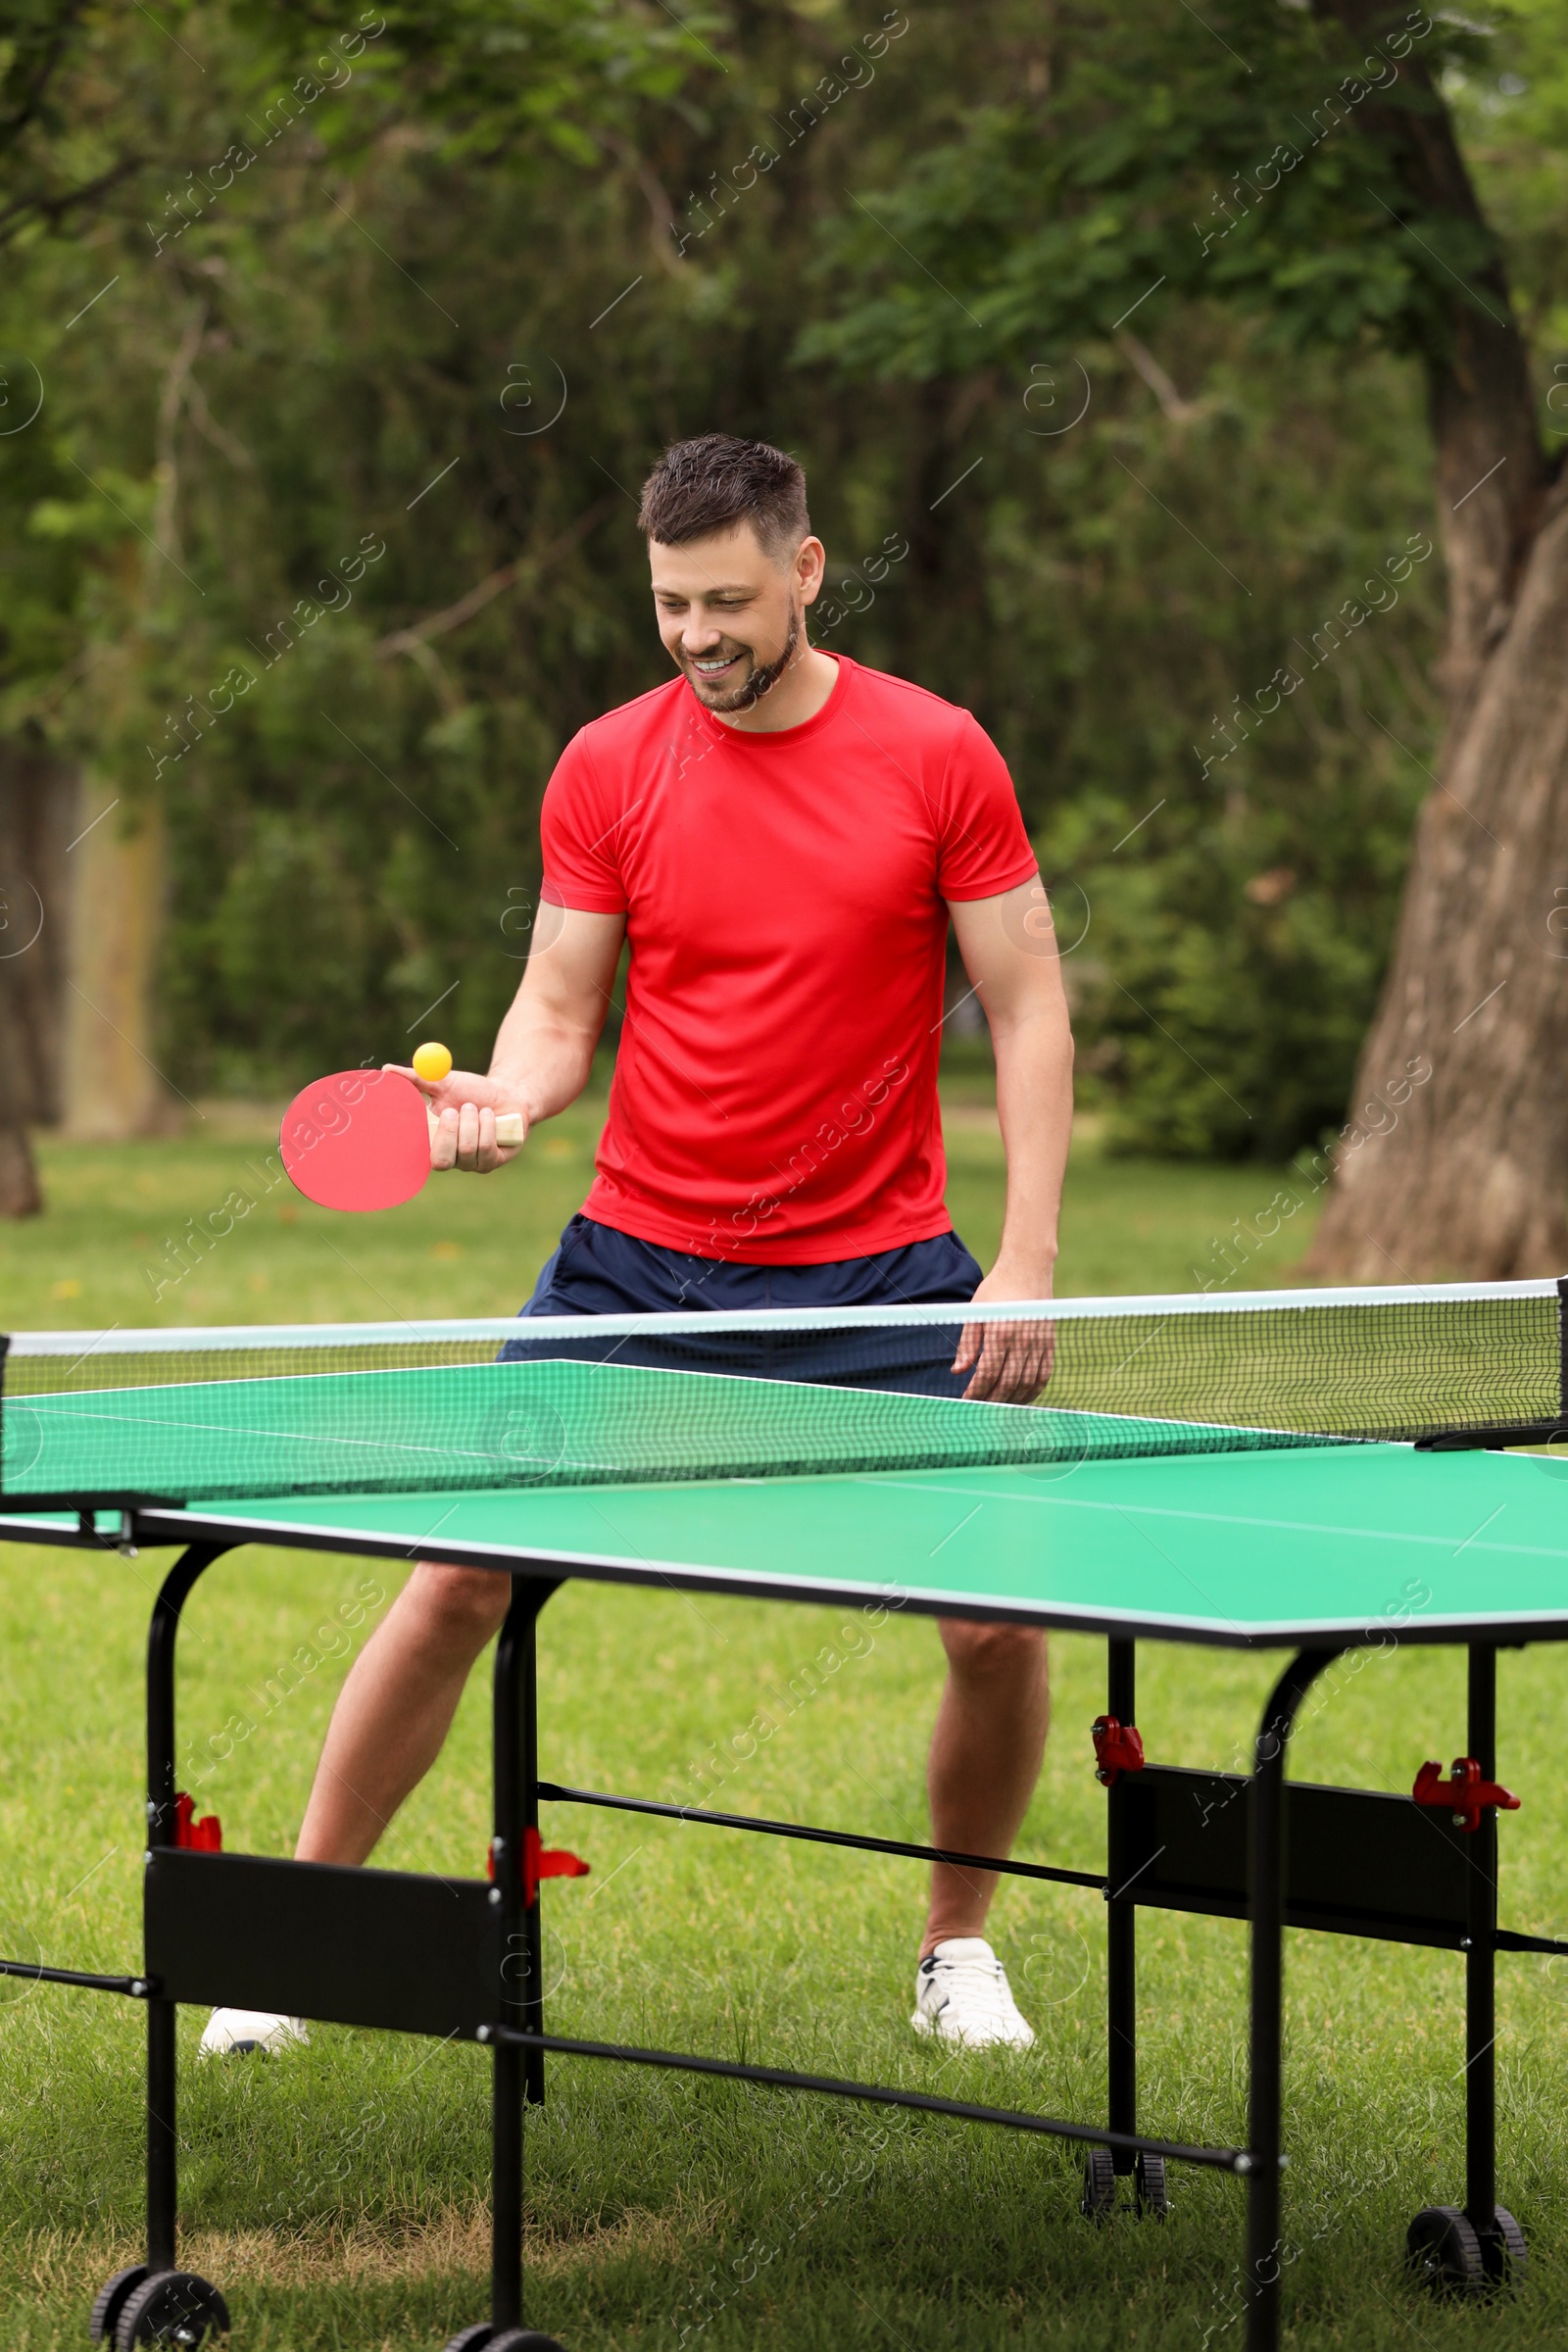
top-left (1465, 1644), bottom-right (1497, 2245)
top-left (1244, 1646), bottom-right (1343, 2352)
top-left (145, 1999), bottom-right (177, 2278)
top-left (490, 2033), bottom-right (524, 2335)
top-left (522, 1600), bottom-right (547, 2111)
top-left (1106, 1639), bottom-right (1137, 2177)
top-left (1406, 1641), bottom-right (1525, 2296)
top-left (490, 1574), bottom-right (560, 2338)
top-left (144, 1544), bottom-right (231, 2276)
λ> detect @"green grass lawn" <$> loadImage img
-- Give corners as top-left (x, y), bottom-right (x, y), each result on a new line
top-left (5, 1099), bottom-right (1567, 2348)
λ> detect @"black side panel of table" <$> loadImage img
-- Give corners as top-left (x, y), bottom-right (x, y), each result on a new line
top-left (1121, 1766), bottom-right (1472, 1947)
top-left (146, 1850), bottom-right (501, 2035)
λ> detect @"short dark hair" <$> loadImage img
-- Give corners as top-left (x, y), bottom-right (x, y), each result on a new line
top-left (638, 434), bottom-right (809, 559)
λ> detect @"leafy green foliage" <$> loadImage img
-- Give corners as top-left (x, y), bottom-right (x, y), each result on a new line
top-left (799, 1), bottom-right (1506, 380)
top-left (236, 0), bottom-right (721, 169)
top-left (1446, 0), bottom-right (1568, 361)
top-left (0, 0), bottom-right (1532, 1156)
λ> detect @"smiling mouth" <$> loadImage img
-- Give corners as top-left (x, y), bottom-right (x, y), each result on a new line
top-left (691, 652), bottom-right (743, 677)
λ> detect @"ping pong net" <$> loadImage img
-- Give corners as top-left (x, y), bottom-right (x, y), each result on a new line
top-left (2, 1278), bottom-right (1564, 1512)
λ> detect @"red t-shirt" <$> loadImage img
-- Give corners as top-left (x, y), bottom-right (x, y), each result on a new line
top-left (540, 654), bottom-right (1036, 1262)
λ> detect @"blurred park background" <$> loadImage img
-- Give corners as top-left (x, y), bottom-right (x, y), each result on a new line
top-left (7, 14), bottom-right (1568, 2347)
top-left (0, 0), bottom-right (1565, 1281)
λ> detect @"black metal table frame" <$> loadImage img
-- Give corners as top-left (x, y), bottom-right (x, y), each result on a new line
top-left (1, 1524), bottom-right (1561, 2352)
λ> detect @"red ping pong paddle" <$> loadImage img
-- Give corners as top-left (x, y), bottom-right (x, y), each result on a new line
top-left (279, 1068), bottom-right (523, 1212)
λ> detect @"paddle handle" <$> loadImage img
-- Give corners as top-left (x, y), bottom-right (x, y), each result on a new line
top-left (425, 1104), bottom-right (525, 1149)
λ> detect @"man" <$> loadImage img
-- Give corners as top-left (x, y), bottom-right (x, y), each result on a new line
top-left (203, 433), bottom-right (1073, 2058)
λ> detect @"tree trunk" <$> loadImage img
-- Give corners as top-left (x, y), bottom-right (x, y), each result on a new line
top-left (0, 1124), bottom-right (41, 1216)
top-left (61, 776), bottom-right (174, 1140)
top-left (0, 741), bottom-right (75, 1217)
top-left (1305, 1), bottom-right (1567, 1278)
top-left (1307, 489), bottom-right (1568, 1277)
top-left (53, 318), bottom-right (199, 1146)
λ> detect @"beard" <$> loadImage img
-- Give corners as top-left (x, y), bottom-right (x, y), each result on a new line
top-left (685, 603), bottom-right (802, 714)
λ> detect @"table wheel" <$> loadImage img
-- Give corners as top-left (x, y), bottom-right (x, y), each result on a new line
top-left (1080, 2144), bottom-right (1117, 2221)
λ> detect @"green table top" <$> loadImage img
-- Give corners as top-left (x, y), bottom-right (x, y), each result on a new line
top-left (51, 1439), bottom-right (1559, 1648)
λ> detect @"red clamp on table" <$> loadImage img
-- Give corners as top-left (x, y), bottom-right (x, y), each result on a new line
top-left (488, 1828), bottom-right (590, 1908)
top-left (1092, 1715), bottom-right (1145, 1788)
top-left (1412, 1756), bottom-right (1520, 1836)
top-left (172, 1791), bottom-right (221, 1850)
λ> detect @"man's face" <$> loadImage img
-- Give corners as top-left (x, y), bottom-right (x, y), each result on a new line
top-left (649, 522), bottom-right (822, 714)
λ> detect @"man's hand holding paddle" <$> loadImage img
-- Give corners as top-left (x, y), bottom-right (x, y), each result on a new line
top-left (278, 1043), bottom-right (527, 1212)
top-left (396, 1041), bottom-right (528, 1175)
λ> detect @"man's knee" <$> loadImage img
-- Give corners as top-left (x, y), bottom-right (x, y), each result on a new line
top-left (938, 1618), bottom-right (1047, 1685)
top-left (405, 1562), bottom-right (514, 1644)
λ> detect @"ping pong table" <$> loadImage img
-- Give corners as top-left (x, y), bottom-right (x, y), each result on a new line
top-left (4, 1287), bottom-right (1568, 2351)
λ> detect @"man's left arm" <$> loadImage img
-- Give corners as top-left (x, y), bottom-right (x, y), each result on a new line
top-left (947, 875), bottom-right (1074, 1401)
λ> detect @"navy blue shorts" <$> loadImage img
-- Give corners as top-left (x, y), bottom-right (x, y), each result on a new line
top-left (503, 1214), bottom-right (983, 1397)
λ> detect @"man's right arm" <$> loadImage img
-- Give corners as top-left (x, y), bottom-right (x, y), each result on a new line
top-left (411, 903), bottom-right (626, 1173)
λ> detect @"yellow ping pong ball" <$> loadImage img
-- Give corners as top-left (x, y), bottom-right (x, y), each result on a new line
top-left (412, 1041), bottom-right (453, 1083)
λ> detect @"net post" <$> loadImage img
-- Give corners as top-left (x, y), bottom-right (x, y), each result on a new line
top-left (144, 1543), bottom-right (231, 2277)
top-left (1106, 1640), bottom-right (1137, 2176)
top-left (1557, 1277), bottom-right (1568, 1427)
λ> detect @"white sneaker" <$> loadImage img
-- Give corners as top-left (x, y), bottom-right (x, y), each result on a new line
top-left (910, 1937), bottom-right (1036, 2049)
top-left (198, 2008), bottom-right (309, 2058)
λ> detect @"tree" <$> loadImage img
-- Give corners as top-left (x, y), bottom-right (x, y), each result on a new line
top-left (0, 0), bottom-right (151, 244)
top-left (802, 0), bottom-right (1568, 1276)
top-left (1306, 0), bottom-right (1568, 1276)
top-left (119, 0), bottom-right (1440, 1135)
top-left (0, 0), bottom-right (1479, 1186)
top-left (0, 0), bottom-right (723, 1152)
